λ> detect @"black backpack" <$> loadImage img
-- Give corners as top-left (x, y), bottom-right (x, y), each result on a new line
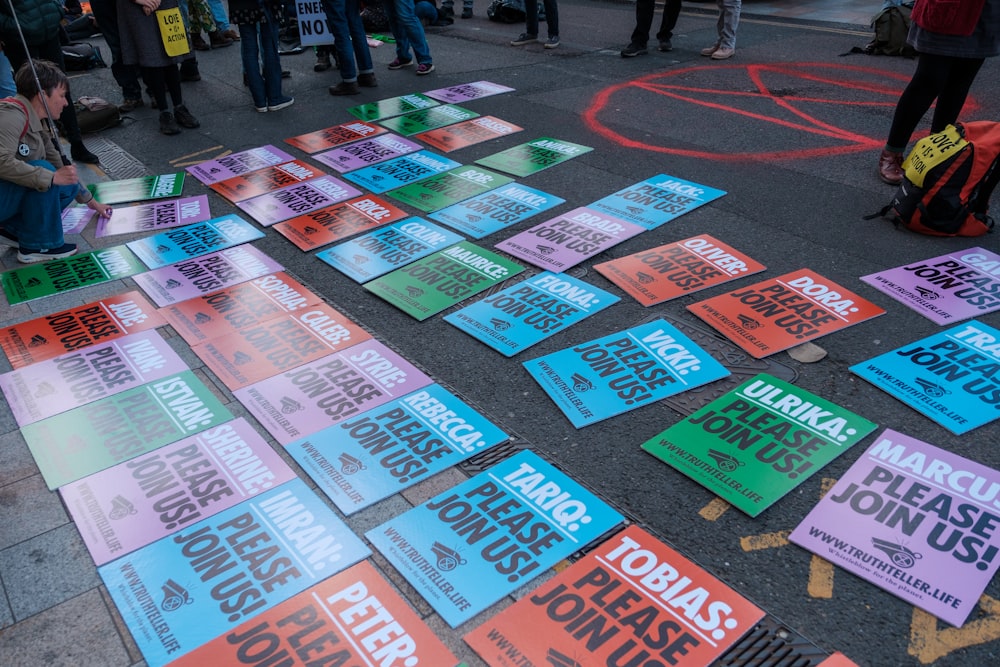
top-left (864, 3), bottom-right (917, 57)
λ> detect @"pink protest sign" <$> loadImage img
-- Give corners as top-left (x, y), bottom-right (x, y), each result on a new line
top-left (236, 176), bottom-right (363, 226)
top-left (95, 195), bottom-right (212, 237)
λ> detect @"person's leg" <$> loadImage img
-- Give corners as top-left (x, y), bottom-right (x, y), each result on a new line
top-left (90, 0), bottom-right (143, 103)
top-left (5, 161), bottom-right (75, 251)
top-left (629, 0), bottom-right (655, 46)
top-left (346, 0), bottom-right (374, 75)
top-left (931, 56), bottom-right (986, 133)
top-left (886, 54), bottom-right (953, 151)
top-left (239, 22), bottom-right (267, 108)
top-left (393, 0), bottom-right (432, 64)
top-left (141, 67), bottom-right (169, 110)
top-left (524, 0), bottom-right (539, 37)
top-left (324, 0), bottom-right (360, 82)
top-left (542, 0), bottom-right (558, 38)
top-left (717, 0), bottom-right (740, 50)
top-left (382, 0), bottom-right (414, 64)
top-left (656, 0), bottom-right (682, 42)
top-left (259, 6), bottom-right (291, 107)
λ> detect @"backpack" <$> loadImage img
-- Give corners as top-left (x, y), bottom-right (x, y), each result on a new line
top-left (864, 3), bottom-right (917, 57)
top-left (74, 96), bottom-right (122, 134)
top-left (486, 0), bottom-right (525, 23)
top-left (868, 122), bottom-right (1000, 237)
top-left (62, 42), bottom-right (107, 71)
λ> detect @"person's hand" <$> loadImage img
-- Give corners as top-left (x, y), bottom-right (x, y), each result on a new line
top-left (88, 198), bottom-right (113, 217)
top-left (137, 0), bottom-right (160, 14)
top-left (52, 164), bottom-right (79, 186)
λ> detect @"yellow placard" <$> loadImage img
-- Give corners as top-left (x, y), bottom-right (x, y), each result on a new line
top-left (156, 7), bottom-right (191, 57)
top-left (902, 124), bottom-right (968, 188)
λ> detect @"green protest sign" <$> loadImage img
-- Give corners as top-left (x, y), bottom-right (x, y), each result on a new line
top-left (2, 245), bottom-right (148, 304)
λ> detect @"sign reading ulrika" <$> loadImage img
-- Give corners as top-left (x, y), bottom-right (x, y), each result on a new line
top-left (387, 165), bottom-right (513, 214)
top-left (126, 214), bottom-right (264, 269)
top-left (588, 174), bottom-right (726, 230)
top-left (366, 450), bottom-right (624, 627)
top-left (523, 318), bottom-right (730, 427)
top-left (790, 430), bottom-right (1000, 627)
top-left (850, 320), bottom-right (1000, 434)
top-left (288, 383), bottom-right (509, 514)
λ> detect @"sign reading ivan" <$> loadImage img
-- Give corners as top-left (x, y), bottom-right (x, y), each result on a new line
top-left (366, 450), bottom-right (624, 627)
top-left (789, 429), bottom-right (1000, 627)
top-left (465, 524), bottom-right (765, 667)
top-left (99, 478), bottom-right (370, 667)
top-left (850, 320), bottom-right (1000, 434)
top-left (523, 319), bottom-right (730, 428)
top-left (642, 374), bottom-right (877, 516)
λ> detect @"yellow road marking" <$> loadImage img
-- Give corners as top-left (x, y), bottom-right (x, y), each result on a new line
top-left (699, 498), bottom-right (730, 521)
top-left (909, 595), bottom-right (1000, 663)
top-left (169, 146), bottom-right (227, 165)
top-left (741, 530), bottom-right (790, 551)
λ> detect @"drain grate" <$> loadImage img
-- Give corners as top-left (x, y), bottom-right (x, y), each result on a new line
top-left (459, 436), bottom-right (530, 474)
top-left (84, 136), bottom-right (150, 180)
top-left (715, 615), bottom-right (829, 666)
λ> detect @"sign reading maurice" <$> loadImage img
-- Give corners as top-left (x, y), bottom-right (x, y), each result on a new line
top-left (429, 182), bottom-right (564, 239)
top-left (99, 478), bottom-right (370, 667)
top-left (464, 524), bottom-right (765, 667)
top-left (125, 214), bottom-right (263, 269)
top-left (789, 429), bottom-right (1000, 627)
top-left (95, 195), bottom-right (212, 237)
top-left (642, 374), bottom-right (877, 516)
top-left (2, 245), bottom-right (148, 305)
top-left (861, 248), bottom-right (1000, 325)
top-left (475, 137), bottom-right (594, 177)
top-left (284, 120), bottom-right (386, 154)
top-left (236, 175), bottom-right (363, 226)
top-left (588, 174), bottom-right (727, 230)
top-left (523, 319), bottom-right (730, 428)
top-left (850, 320), bottom-right (1000, 434)
top-left (186, 145), bottom-right (295, 184)
top-left (366, 450), bottom-right (625, 627)
top-left (88, 172), bottom-right (185, 204)
top-left (288, 382), bottom-right (509, 514)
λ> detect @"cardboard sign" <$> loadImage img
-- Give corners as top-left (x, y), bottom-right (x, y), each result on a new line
top-left (288, 383), bottom-right (509, 514)
top-left (61, 205), bottom-right (96, 234)
top-left (429, 183), bottom-right (564, 239)
top-left (861, 248), bottom-right (1000, 325)
top-left (186, 145), bottom-right (296, 184)
top-left (293, 0), bottom-right (335, 46)
top-left (465, 525), bottom-right (765, 666)
top-left (133, 244), bottom-right (283, 307)
top-left (23, 370), bottom-right (232, 489)
top-left (236, 176), bottom-right (362, 226)
top-left (95, 195), bottom-right (212, 237)
top-left (850, 320), bottom-right (1000, 434)
top-left (169, 561), bottom-right (460, 667)
top-left (594, 234), bottom-right (767, 306)
top-left (99, 478), bottom-right (370, 667)
top-left (284, 121), bottom-right (386, 154)
top-left (365, 240), bottom-right (525, 321)
top-left (588, 174), bottom-right (726, 230)
top-left (312, 133), bottom-right (422, 173)
top-left (234, 339), bottom-right (433, 445)
top-left (523, 318), bottom-right (731, 428)
top-left (387, 165), bottom-right (514, 213)
top-left (417, 115), bottom-right (523, 153)
top-left (688, 269), bottom-right (886, 359)
top-left (343, 150), bottom-right (461, 194)
top-left (60, 418), bottom-right (296, 565)
top-left (444, 271), bottom-right (620, 357)
top-left (158, 272), bottom-right (322, 346)
top-left (0, 291), bottom-right (164, 369)
top-left (2, 245), bottom-right (147, 305)
top-left (209, 160), bottom-right (323, 203)
top-left (789, 429), bottom-right (1000, 627)
top-left (316, 217), bottom-right (463, 283)
top-left (367, 449), bottom-right (625, 627)
top-left (194, 302), bottom-right (372, 390)
top-left (496, 206), bottom-right (644, 273)
top-left (377, 104), bottom-right (480, 136)
top-left (423, 80), bottom-right (515, 103)
top-left (642, 373), bottom-right (877, 516)
top-left (272, 194), bottom-right (409, 251)
top-left (88, 172), bottom-right (185, 204)
top-left (348, 93), bottom-right (439, 121)
top-left (0, 329), bottom-right (188, 426)
top-left (476, 137), bottom-right (594, 177)
top-left (126, 215), bottom-right (263, 269)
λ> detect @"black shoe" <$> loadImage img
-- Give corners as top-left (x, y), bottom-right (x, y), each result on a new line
top-left (180, 68), bottom-right (201, 82)
top-left (358, 72), bottom-right (377, 87)
top-left (440, 6), bottom-right (454, 18)
top-left (461, 7), bottom-right (472, 17)
top-left (160, 111), bottom-right (180, 135)
top-left (282, 70), bottom-right (291, 79)
top-left (329, 81), bottom-right (360, 95)
top-left (119, 98), bottom-right (143, 112)
top-left (71, 142), bottom-right (99, 164)
top-left (18, 243), bottom-right (77, 264)
top-left (209, 31), bottom-right (234, 48)
top-left (314, 54), bottom-right (332, 71)
top-left (620, 42), bottom-right (647, 57)
top-left (174, 105), bottom-right (200, 129)
top-left (658, 38), bottom-right (673, 51)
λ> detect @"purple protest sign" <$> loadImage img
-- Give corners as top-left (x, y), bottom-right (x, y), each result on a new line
top-left (236, 176), bottom-right (363, 226)
top-left (790, 429), bottom-right (1000, 627)
top-left (186, 145), bottom-right (296, 184)
top-left (95, 195), bottom-right (212, 238)
top-left (312, 133), bottom-right (423, 173)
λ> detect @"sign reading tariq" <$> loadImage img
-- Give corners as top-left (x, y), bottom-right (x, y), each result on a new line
top-left (366, 449), bottom-right (625, 627)
top-left (465, 524), bottom-right (765, 666)
top-left (790, 429), bottom-right (1000, 627)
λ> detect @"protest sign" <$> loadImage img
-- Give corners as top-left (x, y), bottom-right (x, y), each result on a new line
top-left (388, 165), bottom-right (514, 214)
top-left (789, 429), bottom-right (1000, 627)
top-left (273, 194), bottom-right (409, 251)
top-left (60, 417), bottom-right (296, 565)
top-left (595, 234), bottom-right (767, 306)
top-left (2, 245), bottom-right (147, 305)
top-left (313, 133), bottom-right (422, 173)
top-left (689, 269), bottom-right (886, 359)
top-left (445, 271), bottom-right (620, 356)
top-left (293, 0), bottom-right (335, 46)
top-left (95, 195), bottom-right (212, 237)
top-left (377, 104), bottom-right (480, 136)
top-left (642, 373), bottom-right (877, 516)
top-left (61, 205), bottom-right (96, 234)
top-left (234, 339), bottom-right (433, 445)
top-left (476, 137), bottom-right (594, 177)
top-left (0, 291), bottom-right (164, 369)
top-left (209, 160), bottom-right (323, 203)
top-left (348, 93), bottom-right (439, 121)
top-left (236, 176), bottom-right (362, 226)
top-left (0, 329), bottom-right (187, 426)
top-left (496, 206), bottom-right (644, 273)
top-left (186, 145), bottom-right (295, 184)
top-left (158, 272), bottom-right (322, 346)
top-left (861, 248), bottom-right (1000, 325)
top-left (126, 214), bottom-right (263, 269)
top-left (367, 449), bottom-right (625, 627)
top-left (343, 150), bottom-right (461, 194)
top-left (423, 80), bottom-right (515, 103)
top-left (99, 478), bottom-right (370, 667)
top-left (88, 172), bottom-right (185, 205)
top-left (429, 183), bottom-right (564, 239)
top-left (523, 318), bottom-right (730, 428)
top-left (465, 524), bottom-right (765, 666)
top-left (23, 370), bottom-right (232, 489)
top-left (284, 120), bottom-right (386, 154)
top-left (317, 217), bottom-right (463, 283)
top-left (365, 241), bottom-right (525, 321)
top-left (133, 244), bottom-right (283, 307)
top-left (417, 115), bottom-right (523, 153)
top-left (850, 320), bottom-right (1000, 434)
top-left (588, 174), bottom-right (726, 230)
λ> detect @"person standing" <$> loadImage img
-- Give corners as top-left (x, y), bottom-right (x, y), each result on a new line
top-left (621, 0), bottom-right (681, 57)
top-left (89, 0), bottom-right (144, 111)
top-left (382, 0), bottom-right (434, 75)
top-left (700, 0), bottom-right (740, 60)
top-left (878, 0), bottom-right (1000, 184)
top-left (439, 0), bottom-right (471, 20)
top-left (510, 0), bottom-right (559, 49)
top-left (323, 0), bottom-right (378, 94)
top-left (229, 0), bottom-right (294, 111)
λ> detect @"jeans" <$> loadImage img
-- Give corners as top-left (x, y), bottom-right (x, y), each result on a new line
top-left (631, 0), bottom-right (680, 45)
top-left (207, 0), bottom-right (231, 31)
top-left (382, 0), bottom-right (432, 64)
top-left (239, 9), bottom-right (287, 107)
top-left (0, 50), bottom-right (14, 98)
top-left (525, 0), bottom-right (558, 39)
top-left (322, 0), bottom-right (374, 81)
top-left (0, 161), bottom-right (77, 250)
top-left (716, 0), bottom-right (741, 49)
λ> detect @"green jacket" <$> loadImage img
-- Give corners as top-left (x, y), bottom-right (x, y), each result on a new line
top-left (0, 0), bottom-right (64, 46)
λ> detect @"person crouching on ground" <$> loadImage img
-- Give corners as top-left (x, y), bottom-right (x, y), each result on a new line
top-left (0, 61), bottom-right (112, 263)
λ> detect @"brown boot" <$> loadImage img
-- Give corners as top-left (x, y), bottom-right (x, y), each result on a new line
top-left (878, 149), bottom-right (904, 185)
top-left (210, 31), bottom-right (234, 48)
top-left (191, 34), bottom-right (209, 51)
